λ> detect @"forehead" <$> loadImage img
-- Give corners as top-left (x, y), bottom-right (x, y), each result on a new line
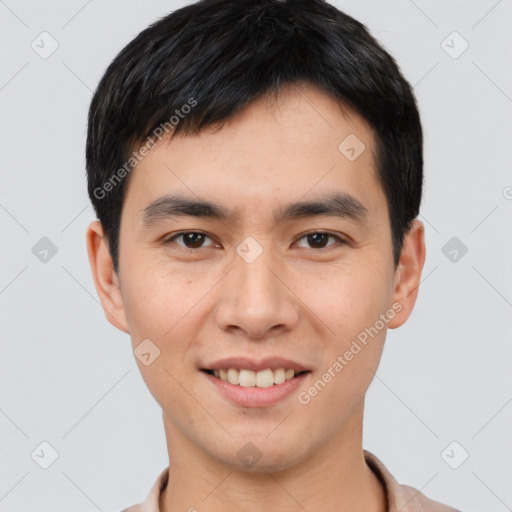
top-left (123, 83), bottom-right (383, 223)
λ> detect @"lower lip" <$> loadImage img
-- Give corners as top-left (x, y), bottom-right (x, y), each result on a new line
top-left (202, 371), bottom-right (310, 408)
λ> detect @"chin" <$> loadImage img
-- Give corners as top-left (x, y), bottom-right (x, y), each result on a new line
top-left (212, 436), bottom-right (309, 474)
top-left (229, 453), bottom-right (303, 474)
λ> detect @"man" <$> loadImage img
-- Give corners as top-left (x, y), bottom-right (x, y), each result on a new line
top-left (85, 1), bottom-right (461, 510)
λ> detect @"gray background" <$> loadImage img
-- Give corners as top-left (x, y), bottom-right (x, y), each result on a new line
top-left (0, 0), bottom-right (511, 510)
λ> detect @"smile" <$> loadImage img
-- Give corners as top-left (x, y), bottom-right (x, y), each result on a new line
top-left (203, 368), bottom-right (310, 388)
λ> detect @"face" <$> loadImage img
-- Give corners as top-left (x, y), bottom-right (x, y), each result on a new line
top-left (88, 83), bottom-right (425, 472)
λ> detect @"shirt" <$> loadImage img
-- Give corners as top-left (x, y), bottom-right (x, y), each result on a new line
top-left (121, 449), bottom-right (461, 512)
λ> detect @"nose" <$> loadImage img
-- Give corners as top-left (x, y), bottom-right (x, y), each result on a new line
top-left (214, 241), bottom-right (300, 340)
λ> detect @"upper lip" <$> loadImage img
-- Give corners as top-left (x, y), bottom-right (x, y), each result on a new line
top-left (202, 356), bottom-right (311, 373)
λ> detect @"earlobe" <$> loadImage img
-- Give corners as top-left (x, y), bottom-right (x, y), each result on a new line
top-left (86, 220), bottom-right (130, 334)
top-left (388, 219), bottom-right (426, 329)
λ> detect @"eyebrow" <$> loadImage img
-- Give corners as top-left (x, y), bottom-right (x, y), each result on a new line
top-left (140, 191), bottom-right (368, 227)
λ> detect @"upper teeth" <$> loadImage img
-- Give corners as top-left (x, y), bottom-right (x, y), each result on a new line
top-left (213, 368), bottom-right (297, 387)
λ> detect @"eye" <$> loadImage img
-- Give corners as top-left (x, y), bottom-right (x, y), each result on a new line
top-left (163, 231), bottom-right (218, 250)
top-left (162, 231), bottom-right (347, 252)
top-left (294, 231), bottom-right (346, 250)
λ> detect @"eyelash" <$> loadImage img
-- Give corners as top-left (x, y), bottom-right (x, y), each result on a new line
top-left (162, 231), bottom-right (348, 252)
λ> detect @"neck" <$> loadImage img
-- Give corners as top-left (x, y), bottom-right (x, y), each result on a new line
top-left (159, 403), bottom-right (387, 512)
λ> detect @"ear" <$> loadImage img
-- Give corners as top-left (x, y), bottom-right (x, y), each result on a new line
top-left (388, 219), bottom-right (426, 329)
top-left (86, 220), bottom-right (130, 334)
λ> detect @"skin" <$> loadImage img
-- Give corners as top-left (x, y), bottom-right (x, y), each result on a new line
top-left (87, 82), bottom-right (425, 512)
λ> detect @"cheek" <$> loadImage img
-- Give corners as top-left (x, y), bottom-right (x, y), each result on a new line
top-left (296, 321), bottom-right (386, 434)
top-left (121, 263), bottom-right (207, 341)
top-left (294, 259), bottom-right (392, 405)
top-left (298, 260), bottom-right (393, 342)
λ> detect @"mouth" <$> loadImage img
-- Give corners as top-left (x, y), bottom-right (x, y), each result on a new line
top-left (201, 368), bottom-right (311, 388)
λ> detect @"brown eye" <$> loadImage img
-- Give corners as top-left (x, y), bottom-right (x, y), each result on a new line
top-left (295, 232), bottom-right (346, 250)
top-left (165, 232), bottom-right (216, 250)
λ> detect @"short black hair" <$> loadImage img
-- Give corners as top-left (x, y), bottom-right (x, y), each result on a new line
top-left (86, 0), bottom-right (423, 274)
